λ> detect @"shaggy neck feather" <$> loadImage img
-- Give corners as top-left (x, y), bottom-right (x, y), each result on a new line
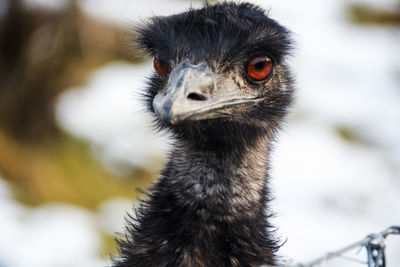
top-left (114, 134), bottom-right (278, 267)
top-left (164, 134), bottom-right (270, 221)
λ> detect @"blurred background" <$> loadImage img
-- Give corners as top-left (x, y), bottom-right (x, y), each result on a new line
top-left (0, 0), bottom-right (399, 266)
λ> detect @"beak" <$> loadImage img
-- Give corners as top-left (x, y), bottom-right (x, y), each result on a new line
top-left (152, 59), bottom-right (260, 124)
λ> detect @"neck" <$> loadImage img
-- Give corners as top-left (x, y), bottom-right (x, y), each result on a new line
top-left (115, 134), bottom-right (279, 267)
top-left (165, 135), bottom-right (270, 221)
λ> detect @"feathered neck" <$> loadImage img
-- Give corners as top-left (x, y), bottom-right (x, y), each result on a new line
top-left (115, 133), bottom-right (279, 267)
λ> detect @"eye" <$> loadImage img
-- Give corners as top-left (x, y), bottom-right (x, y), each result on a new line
top-left (153, 53), bottom-right (168, 77)
top-left (246, 55), bottom-right (273, 81)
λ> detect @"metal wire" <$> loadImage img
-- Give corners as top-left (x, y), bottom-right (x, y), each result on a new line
top-left (261, 225), bottom-right (400, 267)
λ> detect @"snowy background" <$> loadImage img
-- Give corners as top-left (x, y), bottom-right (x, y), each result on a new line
top-left (1, 0), bottom-right (399, 266)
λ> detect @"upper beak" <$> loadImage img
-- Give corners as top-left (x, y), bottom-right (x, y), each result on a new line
top-left (152, 59), bottom-right (260, 124)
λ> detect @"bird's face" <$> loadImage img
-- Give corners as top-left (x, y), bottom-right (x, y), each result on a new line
top-left (137, 3), bottom-right (294, 147)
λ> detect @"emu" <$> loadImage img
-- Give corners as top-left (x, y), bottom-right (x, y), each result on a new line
top-left (114, 2), bottom-right (294, 266)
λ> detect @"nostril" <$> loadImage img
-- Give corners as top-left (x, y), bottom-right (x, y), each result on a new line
top-left (187, 92), bottom-right (208, 101)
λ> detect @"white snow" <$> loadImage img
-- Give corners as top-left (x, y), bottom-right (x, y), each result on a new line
top-left (0, 180), bottom-right (105, 267)
top-left (271, 122), bottom-right (400, 266)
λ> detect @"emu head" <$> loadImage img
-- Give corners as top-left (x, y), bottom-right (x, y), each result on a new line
top-left (137, 2), bottom-right (294, 148)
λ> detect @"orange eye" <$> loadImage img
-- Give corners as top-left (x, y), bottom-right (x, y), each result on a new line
top-left (153, 53), bottom-right (168, 77)
top-left (246, 55), bottom-right (273, 81)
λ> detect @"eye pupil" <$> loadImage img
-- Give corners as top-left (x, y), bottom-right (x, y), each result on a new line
top-left (246, 55), bottom-right (273, 81)
top-left (254, 61), bottom-right (265, 70)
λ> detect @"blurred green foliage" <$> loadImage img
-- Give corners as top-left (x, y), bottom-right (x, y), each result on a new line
top-left (0, 130), bottom-right (155, 209)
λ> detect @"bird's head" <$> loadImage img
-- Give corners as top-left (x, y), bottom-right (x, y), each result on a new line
top-left (137, 2), bottom-right (294, 149)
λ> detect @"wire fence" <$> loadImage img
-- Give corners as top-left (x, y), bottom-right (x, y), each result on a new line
top-left (262, 226), bottom-right (400, 267)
